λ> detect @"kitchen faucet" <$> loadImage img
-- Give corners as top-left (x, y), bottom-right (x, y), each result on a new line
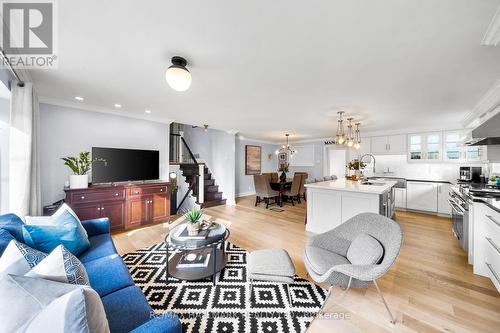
top-left (360, 153), bottom-right (376, 175)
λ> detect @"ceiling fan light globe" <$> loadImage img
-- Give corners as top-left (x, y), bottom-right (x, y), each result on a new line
top-left (166, 66), bottom-right (192, 91)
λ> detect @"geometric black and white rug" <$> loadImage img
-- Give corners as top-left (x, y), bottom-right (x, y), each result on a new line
top-left (122, 242), bottom-right (327, 333)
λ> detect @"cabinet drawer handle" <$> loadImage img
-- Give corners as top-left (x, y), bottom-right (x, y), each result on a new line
top-left (486, 262), bottom-right (500, 285)
top-left (486, 215), bottom-right (500, 228)
top-left (486, 237), bottom-right (500, 255)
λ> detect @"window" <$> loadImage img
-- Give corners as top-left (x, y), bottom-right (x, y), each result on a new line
top-left (409, 135), bottom-right (422, 160)
top-left (445, 133), bottom-right (460, 160)
top-left (427, 134), bottom-right (440, 160)
top-left (0, 81), bottom-right (11, 213)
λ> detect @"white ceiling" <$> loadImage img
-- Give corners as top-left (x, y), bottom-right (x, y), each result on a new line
top-left (30, 0), bottom-right (500, 142)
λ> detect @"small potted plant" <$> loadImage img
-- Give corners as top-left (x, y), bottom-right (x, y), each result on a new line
top-left (185, 208), bottom-right (203, 236)
top-left (62, 152), bottom-right (107, 189)
top-left (278, 162), bottom-right (289, 182)
top-left (347, 159), bottom-right (366, 181)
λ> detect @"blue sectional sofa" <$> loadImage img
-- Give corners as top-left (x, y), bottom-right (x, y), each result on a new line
top-left (0, 213), bottom-right (182, 333)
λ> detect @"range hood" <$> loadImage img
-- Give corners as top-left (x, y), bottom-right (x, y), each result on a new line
top-left (466, 111), bottom-right (500, 146)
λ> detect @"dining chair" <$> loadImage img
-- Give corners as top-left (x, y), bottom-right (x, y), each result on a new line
top-left (253, 174), bottom-right (280, 208)
top-left (270, 172), bottom-right (279, 182)
top-left (298, 174), bottom-right (307, 201)
top-left (283, 174), bottom-right (302, 206)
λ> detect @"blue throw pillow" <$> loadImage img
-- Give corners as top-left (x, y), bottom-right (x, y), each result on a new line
top-left (0, 229), bottom-right (15, 256)
top-left (22, 210), bottom-right (90, 256)
top-left (0, 213), bottom-right (25, 243)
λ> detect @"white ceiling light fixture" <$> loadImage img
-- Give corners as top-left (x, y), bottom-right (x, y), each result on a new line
top-left (114, 103), bottom-right (122, 108)
top-left (74, 96), bottom-right (84, 101)
top-left (145, 109), bottom-right (151, 114)
top-left (166, 56), bottom-right (192, 92)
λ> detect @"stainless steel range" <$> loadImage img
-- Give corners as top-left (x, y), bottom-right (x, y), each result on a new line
top-left (449, 182), bottom-right (500, 255)
top-left (449, 185), bottom-right (469, 252)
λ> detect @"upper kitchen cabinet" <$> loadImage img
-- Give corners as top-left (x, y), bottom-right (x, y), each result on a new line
top-left (408, 132), bottom-right (442, 161)
top-left (371, 135), bottom-right (406, 155)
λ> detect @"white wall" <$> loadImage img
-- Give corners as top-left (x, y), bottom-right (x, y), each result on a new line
top-left (235, 138), bottom-right (279, 197)
top-left (182, 126), bottom-right (236, 205)
top-left (40, 104), bottom-right (169, 206)
top-left (287, 141), bottom-right (325, 180)
top-left (0, 97), bottom-right (10, 213)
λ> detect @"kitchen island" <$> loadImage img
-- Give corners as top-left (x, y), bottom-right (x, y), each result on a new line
top-left (305, 179), bottom-right (397, 233)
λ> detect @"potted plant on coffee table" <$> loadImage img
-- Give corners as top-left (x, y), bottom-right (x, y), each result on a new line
top-left (61, 152), bottom-right (107, 189)
top-left (185, 208), bottom-right (203, 236)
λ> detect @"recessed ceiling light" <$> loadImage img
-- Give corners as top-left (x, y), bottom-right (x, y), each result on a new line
top-left (74, 96), bottom-right (84, 101)
top-left (114, 104), bottom-right (121, 108)
top-left (145, 109), bottom-right (151, 114)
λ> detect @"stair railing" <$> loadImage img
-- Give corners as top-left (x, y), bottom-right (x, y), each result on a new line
top-left (171, 134), bottom-right (203, 211)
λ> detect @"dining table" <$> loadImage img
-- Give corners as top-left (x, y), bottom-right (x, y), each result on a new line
top-left (269, 179), bottom-right (292, 207)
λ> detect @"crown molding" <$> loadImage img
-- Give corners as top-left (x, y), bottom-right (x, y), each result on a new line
top-left (235, 135), bottom-right (279, 145)
top-left (481, 6), bottom-right (500, 46)
top-left (462, 79), bottom-right (500, 128)
top-left (38, 97), bottom-right (173, 124)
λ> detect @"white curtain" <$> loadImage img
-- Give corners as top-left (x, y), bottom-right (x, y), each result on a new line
top-left (9, 82), bottom-right (41, 217)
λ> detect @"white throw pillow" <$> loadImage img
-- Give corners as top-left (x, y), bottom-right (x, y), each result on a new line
top-left (0, 240), bottom-right (47, 277)
top-left (20, 286), bottom-right (110, 333)
top-left (0, 274), bottom-right (109, 333)
top-left (26, 245), bottom-right (89, 285)
top-left (25, 203), bottom-right (88, 238)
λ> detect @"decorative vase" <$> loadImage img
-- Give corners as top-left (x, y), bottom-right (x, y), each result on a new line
top-left (280, 171), bottom-right (287, 182)
top-left (70, 174), bottom-right (88, 189)
top-left (187, 221), bottom-right (200, 236)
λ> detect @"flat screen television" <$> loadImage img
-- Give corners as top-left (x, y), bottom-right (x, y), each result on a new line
top-left (92, 147), bottom-right (160, 183)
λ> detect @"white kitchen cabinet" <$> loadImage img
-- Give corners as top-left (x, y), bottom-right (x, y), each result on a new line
top-left (371, 136), bottom-right (388, 155)
top-left (387, 135), bottom-right (407, 154)
top-left (394, 188), bottom-right (406, 209)
top-left (371, 135), bottom-right (406, 155)
top-left (406, 181), bottom-right (438, 212)
top-left (437, 183), bottom-right (452, 216)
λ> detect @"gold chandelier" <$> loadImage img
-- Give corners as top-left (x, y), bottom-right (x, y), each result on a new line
top-left (334, 111), bottom-right (362, 150)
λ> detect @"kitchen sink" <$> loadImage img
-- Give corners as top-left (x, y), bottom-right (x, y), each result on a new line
top-left (360, 181), bottom-right (386, 186)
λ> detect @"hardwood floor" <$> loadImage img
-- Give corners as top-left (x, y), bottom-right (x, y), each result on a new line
top-left (112, 196), bottom-right (500, 333)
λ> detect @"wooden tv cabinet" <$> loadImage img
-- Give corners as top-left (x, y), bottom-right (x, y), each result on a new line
top-left (64, 182), bottom-right (171, 231)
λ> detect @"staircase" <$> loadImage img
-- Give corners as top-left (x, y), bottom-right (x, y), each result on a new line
top-left (180, 164), bottom-right (226, 208)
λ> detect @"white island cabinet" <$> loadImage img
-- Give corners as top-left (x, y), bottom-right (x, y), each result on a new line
top-left (305, 179), bottom-right (397, 234)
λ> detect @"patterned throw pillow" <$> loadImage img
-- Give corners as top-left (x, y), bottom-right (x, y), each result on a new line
top-left (0, 240), bottom-right (48, 277)
top-left (26, 245), bottom-right (89, 285)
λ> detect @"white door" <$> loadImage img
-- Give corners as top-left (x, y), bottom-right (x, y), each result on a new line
top-left (407, 181), bottom-right (438, 212)
top-left (387, 135), bottom-right (406, 154)
top-left (371, 136), bottom-right (388, 154)
top-left (327, 148), bottom-right (347, 179)
top-left (437, 183), bottom-right (452, 216)
top-left (394, 188), bottom-right (406, 209)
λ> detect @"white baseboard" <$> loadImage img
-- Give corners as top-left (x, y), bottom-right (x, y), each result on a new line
top-left (236, 191), bottom-right (255, 198)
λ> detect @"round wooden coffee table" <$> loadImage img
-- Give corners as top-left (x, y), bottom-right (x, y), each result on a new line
top-left (165, 222), bottom-right (229, 285)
